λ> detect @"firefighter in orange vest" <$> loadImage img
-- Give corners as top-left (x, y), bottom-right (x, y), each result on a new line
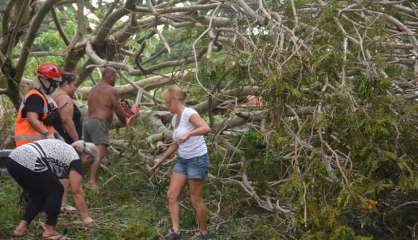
top-left (15, 62), bottom-right (62, 147)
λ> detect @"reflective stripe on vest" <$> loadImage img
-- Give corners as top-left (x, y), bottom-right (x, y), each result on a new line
top-left (15, 135), bottom-right (46, 141)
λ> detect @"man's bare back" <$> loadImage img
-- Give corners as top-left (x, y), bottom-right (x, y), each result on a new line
top-left (88, 83), bottom-right (116, 126)
top-left (83, 67), bottom-right (128, 188)
top-left (87, 68), bottom-right (126, 126)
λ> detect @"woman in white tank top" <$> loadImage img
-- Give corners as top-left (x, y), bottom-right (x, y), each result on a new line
top-left (150, 85), bottom-right (211, 239)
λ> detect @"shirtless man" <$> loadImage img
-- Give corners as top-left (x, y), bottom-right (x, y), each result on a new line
top-left (83, 67), bottom-right (137, 188)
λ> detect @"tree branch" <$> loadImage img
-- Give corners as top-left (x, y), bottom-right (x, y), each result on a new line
top-left (1, 0), bottom-right (16, 38)
top-left (76, 69), bottom-right (194, 99)
top-left (14, 0), bottom-right (59, 86)
top-left (51, 7), bottom-right (70, 45)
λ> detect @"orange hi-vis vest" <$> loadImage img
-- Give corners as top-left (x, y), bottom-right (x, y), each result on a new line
top-left (15, 88), bottom-right (55, 147)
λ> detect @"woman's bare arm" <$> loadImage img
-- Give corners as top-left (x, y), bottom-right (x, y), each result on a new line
top-left (57, 95), bottom-right (79, 141)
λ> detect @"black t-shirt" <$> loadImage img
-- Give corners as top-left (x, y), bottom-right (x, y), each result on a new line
top-left (22, 90), bottom-right (60, 126)
top-left (22, 95), bottom-right (45, 118)
top-left (69, 159), bottom-right (86, 176)
top-left (53, 103), bottom-right (83, 144)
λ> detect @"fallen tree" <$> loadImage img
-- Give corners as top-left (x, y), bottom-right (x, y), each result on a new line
top-left (0, 0), bottom-right (418, 239)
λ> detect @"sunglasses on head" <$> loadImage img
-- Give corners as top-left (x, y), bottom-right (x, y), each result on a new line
top-left (40, 75), bottom-right (61, 82)
top-left (61, 74), bottom-right (77, 83)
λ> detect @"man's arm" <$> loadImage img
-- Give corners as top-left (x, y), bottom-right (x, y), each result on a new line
top-left (24, 95), bottom-right (51, 136)
top-left (111, 88), bottom-right (127, 124)
top-left (27, 112), bottom-right (51, 137)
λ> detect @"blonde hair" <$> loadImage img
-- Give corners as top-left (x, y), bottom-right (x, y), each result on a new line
top-left (72, 140), bottom-right (99, 162)
top-left (164, 85), bottom-right (189, 103)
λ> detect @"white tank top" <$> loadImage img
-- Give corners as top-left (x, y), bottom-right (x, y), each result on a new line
top-left (172, 107), bottom-right (207, 159)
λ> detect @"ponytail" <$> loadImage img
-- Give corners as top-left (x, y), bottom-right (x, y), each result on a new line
top-left (164, 85), bottom-right (190, 102)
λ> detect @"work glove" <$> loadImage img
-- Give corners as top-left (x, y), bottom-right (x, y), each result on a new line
top-left (120, 99), bottom-right (133, 117)
top-left (127, 104), bottom-right (139, 125)
top-left (120, 99), bottom-right (139, 125)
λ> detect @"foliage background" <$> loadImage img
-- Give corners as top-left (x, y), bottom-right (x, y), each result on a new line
top-left (0, 0), bottom-right (417, 239)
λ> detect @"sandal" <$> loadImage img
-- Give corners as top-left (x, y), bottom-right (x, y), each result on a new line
top-left (61, 204), bottom-right (77, 212)
top-left (42, 233), bottom-right (71, 240)
top-left (12, 230), bottom-right (28, 238)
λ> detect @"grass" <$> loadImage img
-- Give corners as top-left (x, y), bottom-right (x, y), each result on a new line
top-left (1, 151), bottom-right (173, 240)
top-left (0, 150), bottom-right (279, 240)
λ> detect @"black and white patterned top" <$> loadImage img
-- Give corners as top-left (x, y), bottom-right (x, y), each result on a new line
top-left (9, 139), bottom-right (84, 178)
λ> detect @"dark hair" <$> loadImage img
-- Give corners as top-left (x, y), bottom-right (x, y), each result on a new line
top-left (59, 72), bottom-right (77, 87)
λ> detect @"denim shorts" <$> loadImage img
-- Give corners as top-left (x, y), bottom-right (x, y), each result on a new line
top-left (173, 153), bottom-right (209, 180)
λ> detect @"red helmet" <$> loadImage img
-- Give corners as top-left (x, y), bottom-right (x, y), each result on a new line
top-left (37, 62), bottom-right (62, 81)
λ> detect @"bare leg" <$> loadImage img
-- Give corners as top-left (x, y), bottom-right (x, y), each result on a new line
top-left (59, 179), bottom-right (69, 207)
top-left (189, 179), bottom-right (207, 233)
top-left (167, 173), bottom-right (187, 234)
top-left (88, 144), bottom-right (106, 188)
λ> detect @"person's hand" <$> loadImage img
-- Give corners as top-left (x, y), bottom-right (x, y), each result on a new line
top-left (127, 104), bottom-right (139, 125)
top-left (149, 158), bottom-right (163, 172)
top-left (43, 132), bottom-right (54, 139)
top-left (82, 216), bottom-right (96, 227)
top-left (131, 104), bottom-right (139, 114)
top-left (178, 132), bottom-right (191, 144)
top-left (127, 115), bottom-right (137, 125)
top-left (120, 99), bottom-right (133, 117)
top-left (46, 134), bottom-right (55, 139)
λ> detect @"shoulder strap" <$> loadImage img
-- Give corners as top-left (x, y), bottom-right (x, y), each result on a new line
top-left (27, 88), bottom-right (47, 102)
top-left (52, 91), bottom-right (71, 109)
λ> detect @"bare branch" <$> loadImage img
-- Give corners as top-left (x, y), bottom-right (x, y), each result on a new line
top-left (51, 7), bottom-right (70, 45)
top-left (134, 3), bottom-right (221, 14)
top-left (15, 0), bottom-right (59, 83)
top-left (76, 69), bottom-right (194, 99)
top-left (1, 0), bottom-right (16, 38)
